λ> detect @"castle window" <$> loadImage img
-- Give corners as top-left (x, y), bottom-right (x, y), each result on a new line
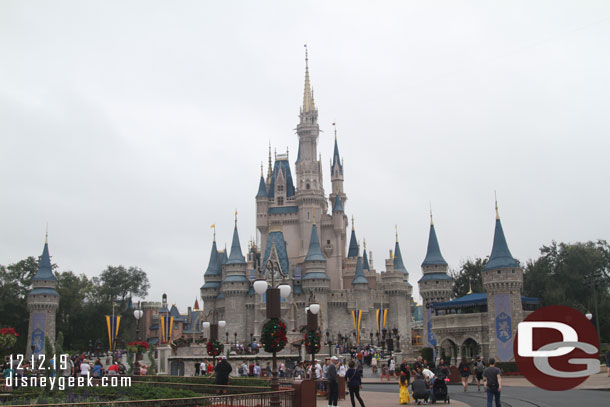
top-left (277, 197), bottom-right (284, 205)
top-left (306, 183), bottom-right (310, 189)
top-left (497, 270), bottom-right (501, 274)
top-left (278, 185), bottom-right (284, 193)
top-left (512, 269), bottom-right (515, 273)
top-left (327, 240), bottom-right (330, 245)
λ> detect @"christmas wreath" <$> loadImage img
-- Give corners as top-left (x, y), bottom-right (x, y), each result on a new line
top-left (207, 339), bottom-right (224, 357)
top-left (126, 340), bottom-right (149, 353)
top-left (304, 329), bottom-right (321, 354)
top-left (261, 318), bottom-right (288, 353)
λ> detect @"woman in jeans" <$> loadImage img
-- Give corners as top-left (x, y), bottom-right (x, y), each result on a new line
top-left (345, 360), bottom-right (365, 407)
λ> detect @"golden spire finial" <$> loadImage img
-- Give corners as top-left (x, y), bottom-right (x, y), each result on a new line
top-left (260, 162), bottom-right (263, 178)
top-left (333, 122), bottom-right (337, 139)
top-left (351, 215), bottom-right (355, 230)
top-left (211, 223), bottom-right (216, 241)
top-left (45, 222), bottom-right (48, 244)
top-left (363, 238), bottom-right (367, 251)
top-left (313, 207), bottom-right (316, 225)
top-left (495, 190), bottom-right (500, 220)
top-left (274, 148), bottom-right (277, 161)
top-left (430, 201), bottom-right (434, 226)
top-left (467, 281), bottom-right (473, 294)
top-left (234, 209), bottom-right (238, 227)
top-left (395, 224), bottom-right (398, 243)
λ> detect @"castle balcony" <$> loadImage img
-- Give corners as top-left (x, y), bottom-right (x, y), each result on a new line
top-left (431, 312), bottom-right (488, 336)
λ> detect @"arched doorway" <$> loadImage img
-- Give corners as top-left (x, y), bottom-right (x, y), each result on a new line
top-left (461, 338), bottom-right (480, 360)
top-left (440, 338), bottom-right (458, 366)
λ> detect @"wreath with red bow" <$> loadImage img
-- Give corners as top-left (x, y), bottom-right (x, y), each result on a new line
top-left (261, 318), bottom-right (288, 353)
top-left (304, 329), bottom-right (321, 354)
top-left (207, 339), bottom-right (224, 357)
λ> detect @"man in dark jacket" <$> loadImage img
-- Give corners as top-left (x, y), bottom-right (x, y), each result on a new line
top-left (213, 356), bottom-right (233, 394)
top-left (327, 356), bottom-right (339, 407)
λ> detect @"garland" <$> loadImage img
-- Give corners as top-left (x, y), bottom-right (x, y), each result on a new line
top-left (261, 318), bottom-right (287, 353)
top-left (304, 329), bottom-right (321, 354)
top-left (126, 340), bottom-right (149, 353)
top-left (207, 339), bottom-right (224, 357)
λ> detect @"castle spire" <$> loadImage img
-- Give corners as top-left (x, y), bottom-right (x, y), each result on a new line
top-left (305, 223), bottom-right (326, 262)
top-left (352, 256), bottom-right (369, 286)
top-left (421, 215), bottom-right (448, 267)
top-left (363, 239), bottom-right (371, 271)
top-left (302, 44), bottom-right (316, 113)
top-left (393, 238), bottom-right (408, 276)
top-left (267, 142), bottom-right (272, 184)
top-left (347, 220), bottom-right (358, 258)
top-left (484, 203), bottom-right (519, 271)
top-left (33, 238), bottom-right (56, 282)
top-left (331, 124), bottom-right (343, 175)
top-left (227, 219), bottom-right (246, 265)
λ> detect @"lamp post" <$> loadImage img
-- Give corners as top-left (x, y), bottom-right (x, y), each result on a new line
top-left (376, 332), bottom-right (380, 347)
top-left (133, 302), bottom-right (143, 341)
top-left (326, 331), bottom-right (332, 357)
top-left (202, 311), bottom-right (226, 364)
top-left (253, 243), bottom-right (292, 407)
top-left (370, 332), bottom-right (373, 345)
top-left (305, 293), bottom-right (321, 364)
top-left (381, 328), bottom-right (387, 355)
top-left (234, 332), bottom-right (237, 345)
top-left (392, 327), bottom-right (400, 353)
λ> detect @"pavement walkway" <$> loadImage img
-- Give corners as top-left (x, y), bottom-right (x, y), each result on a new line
top-left (316, 390), bottom-right (470, 407)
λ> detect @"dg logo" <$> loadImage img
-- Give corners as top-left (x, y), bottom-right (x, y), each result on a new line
top-left (514, 305), bottom-right (600, 390)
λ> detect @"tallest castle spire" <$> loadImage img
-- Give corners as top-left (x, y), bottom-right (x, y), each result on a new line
top-left (302, 45), bottom-right (316, 115)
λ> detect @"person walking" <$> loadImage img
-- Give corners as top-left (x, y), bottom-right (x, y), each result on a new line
top-left (606, 349), bottom-right (610, 377)
top-left (474, 357), bottom-right (485, 391)
top-left (458, 357), bottom-right (471, 392)
top-left (327, 356), bottom-right (339, 407)
top-left (345, 360), bottom-right (365, 407)
top-left (482, 358), bottom-right (502, 407)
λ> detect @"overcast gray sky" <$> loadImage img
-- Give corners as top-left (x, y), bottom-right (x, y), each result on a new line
top-left (1, 1), bottom-right (609, 311)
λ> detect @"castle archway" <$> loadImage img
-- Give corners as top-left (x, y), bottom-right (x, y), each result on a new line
top-left (439, 338), bottom-right (458, 366)
top-left (461, 337), bottom-right (480, 360)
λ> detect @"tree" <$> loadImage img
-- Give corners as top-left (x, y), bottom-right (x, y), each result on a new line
top-left (524, 240), bottom-right (610, 342)
top-left (450, 258), bottom-right (487, 298)
top-left (92, 266), bottom-right (150, 305)
top-left (0, 256), bottom-right (49, 350)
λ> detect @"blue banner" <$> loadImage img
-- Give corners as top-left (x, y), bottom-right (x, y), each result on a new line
top-left (494, 293), bottom-right (513, 361)
top-left (31, 312), bottom-right (46, 355)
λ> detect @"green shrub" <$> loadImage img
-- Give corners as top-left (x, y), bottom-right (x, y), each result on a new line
top-left (495, 361), bottom-right (519, 373)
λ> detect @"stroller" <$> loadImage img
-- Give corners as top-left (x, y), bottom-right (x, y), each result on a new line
top-left (432, 378), bottom-right (450, 403)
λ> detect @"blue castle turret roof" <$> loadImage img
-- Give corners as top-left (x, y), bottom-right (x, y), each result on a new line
top-left (421, 224), bottom-right (448, 267)
top-left (305, 224), bottom-right (326, 262)
top-left (352, 256), bottom-right (368, 286)
top-left (483, 218), bottom-right (519, 271)
top-left (226, 226), bottom-right (246, 265)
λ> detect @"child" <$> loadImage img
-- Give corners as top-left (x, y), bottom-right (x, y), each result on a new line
top-left (399, 372), bottom-right (411, 404)
top-left (380, 364), bottom-right (389, 381)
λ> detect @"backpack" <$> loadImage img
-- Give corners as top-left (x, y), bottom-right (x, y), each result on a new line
top-left (476, 361), bottom-right (484, 372)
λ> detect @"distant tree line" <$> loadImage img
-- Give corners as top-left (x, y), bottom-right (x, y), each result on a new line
top-left (450, 240), bottom-right (610, 342)
top-left (0, 256), bottom-right (149, 353)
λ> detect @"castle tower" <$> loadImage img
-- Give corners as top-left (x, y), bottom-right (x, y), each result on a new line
top-left (295, 49), bottom-right (327, 258)
top-left (417, 213), bottom-right (452, 349)
top-left (26, 237), bottom-right (59, 358)
top-left (221, 221), bottom-right (250, 342)
top-left (329, 130), bottom-right (346, 209)
top-left (482, 203), bottom-right (523, 362)
top-left (255, 165), bottom-right (269, 237)
top-left (200, 231), bottom-right (222, 314)
top-left (302, 222), bottom-right (330, 332)
top-left (381, 231), bottom-right (412, 353)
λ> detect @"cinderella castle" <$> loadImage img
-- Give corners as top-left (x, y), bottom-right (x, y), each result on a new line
top-left (196, 52), bottom-right (537, 363)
